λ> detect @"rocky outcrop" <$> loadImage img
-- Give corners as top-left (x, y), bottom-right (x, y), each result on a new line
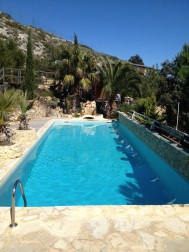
top-left (81, 101), bottom-right (96, 115)
top-left (26, 100), bottom-right (47, 120)
top-left (26, 99), bottom-right (65, 120)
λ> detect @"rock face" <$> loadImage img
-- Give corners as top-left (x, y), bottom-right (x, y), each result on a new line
top-left (81, 101), bottom-right (96, 115)
top-left (26, 100), bottom-right (47, 120)
top-left (26, 100), bottom-right (65, 120)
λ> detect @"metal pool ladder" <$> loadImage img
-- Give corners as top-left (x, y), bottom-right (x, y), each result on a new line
top-left (9, 179), bottom-right (27, 228)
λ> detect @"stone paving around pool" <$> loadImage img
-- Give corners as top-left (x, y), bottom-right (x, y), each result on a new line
top-left (1, 117), bottom-right (189, 251)
top-left (0, 205), bottom-right (189, 251)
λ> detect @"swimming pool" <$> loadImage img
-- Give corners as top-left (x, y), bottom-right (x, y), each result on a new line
top-left (0, 120), bottom-right (189, 206)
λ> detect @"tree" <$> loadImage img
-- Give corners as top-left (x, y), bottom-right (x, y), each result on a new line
top-left (128, 54), bottom-right (144, 65)
top-left (156, 44), bottom-right (189, 132)
top-left (176, 44), bottom-right (189, 108)
top-left (98, 57), bottom-right (141, 99)
top-left (141, 69), bottom-right (159, 98)
top-left (175, 44), bottom-right (189, 131)
top-left (97, 57), bottom-right (141, 117)
top-left (0, 39), bottom-right (25, 68)
top-left (157, 60), bottom-right (181, 127)
top-left (55, 34), bottom-right (99, 101)
top-left (24, 30), bottom-right (35, 99)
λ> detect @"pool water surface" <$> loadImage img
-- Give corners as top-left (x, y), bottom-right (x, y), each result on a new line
top-left (0, 120), bottom-right (189, 206)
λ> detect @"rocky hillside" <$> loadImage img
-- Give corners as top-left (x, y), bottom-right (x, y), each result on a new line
top-left (0, 12), bottom-right (119, 61)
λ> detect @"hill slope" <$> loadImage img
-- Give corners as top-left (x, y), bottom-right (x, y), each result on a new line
top-left (0, 12), bottom-right (119, 61)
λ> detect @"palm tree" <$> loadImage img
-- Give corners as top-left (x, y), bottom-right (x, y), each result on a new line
top-left (97, 57), bottom-right (141, 117)
top-left (59, 39), bottom-right (99, 98)
top-left (121, 66), bottom-right (142, 98)
top-left (0, 89), bottom-right (20, 142)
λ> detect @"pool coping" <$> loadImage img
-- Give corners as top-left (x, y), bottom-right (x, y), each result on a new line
top-left (1, 117), bottom-right (189, 251)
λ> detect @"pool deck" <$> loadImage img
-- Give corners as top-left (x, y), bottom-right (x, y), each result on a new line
top-left (1, 117), bottom-right (189, 251)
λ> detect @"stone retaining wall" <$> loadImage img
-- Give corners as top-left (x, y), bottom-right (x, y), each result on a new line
top-left (118, 112), bottom-right (189, 180)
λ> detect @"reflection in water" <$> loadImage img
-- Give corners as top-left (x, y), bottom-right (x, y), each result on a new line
top-left (82, 125), bottom-right (97, 136)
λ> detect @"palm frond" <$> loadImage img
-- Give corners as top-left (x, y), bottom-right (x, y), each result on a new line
top-left (63, 75), bottom-right (75, 87)
top-left (0, 89), bottom-right (20, 122)
top-left (79, 78), bottom-right (91, 91)
top-left (88, 73), bottom-right (100, 85)
top-left (75, 67), bottom-right (84, 78)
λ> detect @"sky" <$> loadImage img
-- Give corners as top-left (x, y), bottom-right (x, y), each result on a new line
top-left (0, 0), bottom-right (189, 67)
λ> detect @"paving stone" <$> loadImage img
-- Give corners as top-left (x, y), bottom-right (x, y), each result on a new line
top-left (86, 216), bottom-right (110, 239)
top-left (49, 219), bottom-right (82, 237)
top-left (164, 238), bottom-right (189, 252)
top-left (132, 217), bottom-right (152, 230)
top-left (110, 235), bottom-right (127, 249)
top-left (138, 231), bottom-right (156, 250)
top-left (22, 214), bottom-right (38, 221)
top-left (0, 241), bottom-right (5, 249)
top-left (154, 230), bottom-right (168, 238)
top-left (121, 233), bottom-right (141, 244)
top-left (1, 241), bottom-right (46, 252)
top-left (0, 221), bottom-right (8, 236)
top-left (163, 218), bottom-right (187, 234)
top-left (53, 239), bottom-right (69, 250)
top-left (113, 218), bottom-right (133, 232)
top-left (22, 230), bottom-right (56, 247)
top-left (163, 205), bottom-right (176, 216)
top-left (72, 239), bottom-right (91, 251)
top-left (179, 215), bottom-right (189, 222)
top-left (39, 211), bottom-right (48, 220)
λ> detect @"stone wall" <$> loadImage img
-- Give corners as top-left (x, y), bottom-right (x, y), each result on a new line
top-left (118, 112), bottom-right (189, 180)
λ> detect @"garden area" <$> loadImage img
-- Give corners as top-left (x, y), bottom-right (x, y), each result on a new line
top-left (0, 30), bottom-right (189, 146)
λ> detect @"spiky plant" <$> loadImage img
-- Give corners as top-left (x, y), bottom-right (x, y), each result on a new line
top-left (63, 75), bottom-right (75, 91)
top-left (0, 89), bottom-right (20, 142)
top-left (18, 92), bottom-right (30, 130)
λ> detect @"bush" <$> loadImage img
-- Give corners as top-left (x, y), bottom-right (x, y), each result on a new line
top-left (134, 95), bottom-right (157, 119)
top-left (119, 103), bottom-right (133, 113)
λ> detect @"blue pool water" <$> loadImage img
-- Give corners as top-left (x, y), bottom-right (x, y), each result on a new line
top-left (0, 120), bottom-right (189, 206)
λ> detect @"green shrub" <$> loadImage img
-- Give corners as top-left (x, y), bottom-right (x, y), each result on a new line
top-left (134, 95), bottom-right (157, 119)
top-left (119, 103), bottom-right (133, 113)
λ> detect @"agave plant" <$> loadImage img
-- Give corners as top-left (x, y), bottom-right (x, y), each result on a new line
top-left (0, 89), bottom-right (20, 142)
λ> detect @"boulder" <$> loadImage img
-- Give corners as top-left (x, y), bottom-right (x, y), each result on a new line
top-left (81, 100), bottom-right (96, 115)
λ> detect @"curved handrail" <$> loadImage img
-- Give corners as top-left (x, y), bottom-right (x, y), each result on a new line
top-left (9, 179), bottom-right (27, 228)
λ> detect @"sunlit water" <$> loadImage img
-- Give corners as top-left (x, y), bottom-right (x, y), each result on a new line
top-left (1, 120), bottom-right (189, 206)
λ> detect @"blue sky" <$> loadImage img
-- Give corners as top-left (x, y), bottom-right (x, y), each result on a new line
top-left (0, 0), bottom-right (188, 66)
